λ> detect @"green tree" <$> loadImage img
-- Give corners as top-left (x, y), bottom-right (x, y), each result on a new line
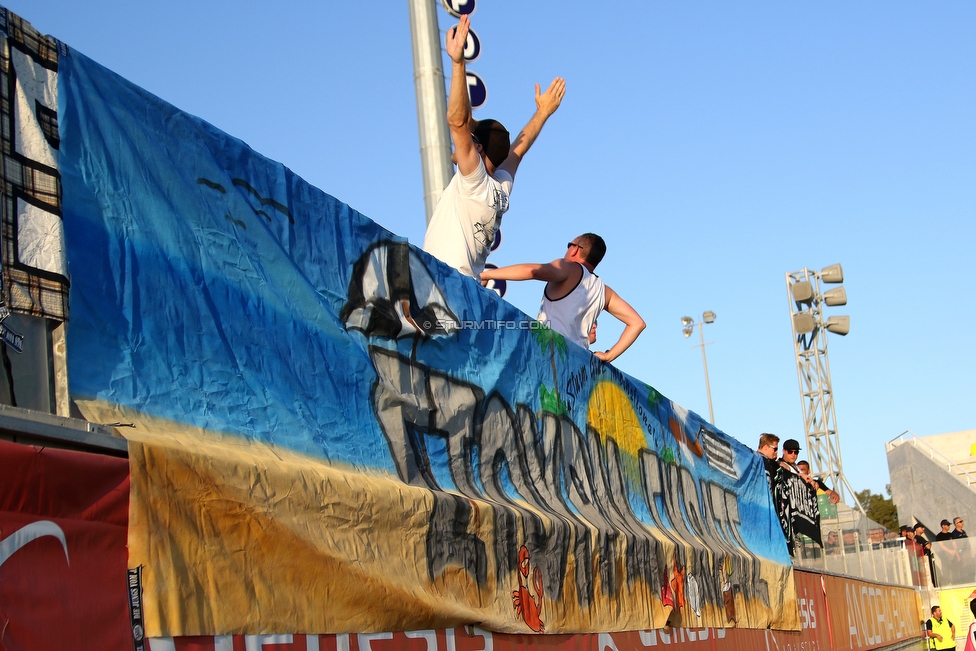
top-left (855, 486), bottom-right (899, 532)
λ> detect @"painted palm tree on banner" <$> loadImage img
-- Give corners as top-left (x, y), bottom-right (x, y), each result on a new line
top-left (532, 324), bottom-right (569, 416)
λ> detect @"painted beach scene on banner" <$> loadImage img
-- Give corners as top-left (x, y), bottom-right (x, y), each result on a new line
top-left (4, 2), bottom-right (968, 650)
top-left (54, 38), bottom-right (795, 635)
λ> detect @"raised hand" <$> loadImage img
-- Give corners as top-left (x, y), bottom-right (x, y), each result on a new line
top-left (535, 77), bottom-right (566, 117)
top-left (446, 15), bottom-right (470, 64)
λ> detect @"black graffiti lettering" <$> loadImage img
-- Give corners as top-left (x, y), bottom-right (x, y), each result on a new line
top-left (367, 345), bottom-right (765, 616)
top-left (640, 448), bottom-right (773, 615)
top-left (676, 467), bottom-right (726, 612)
top-left (660, 463), bottom-right (700, 550)
top-left (703, 482), bottom-right (762, 608)
top-left (371, 347), bottom-right (439, 488)
top-left (479, 392), bottom-right (533, 580)
top-left (593, 434), bottom-right (659, 591)
top-left (517, 407), bottom-right (592, 604)
top-left (427, 492), bottom-right (487, 584)
top-left (483, 396), bottom-right (596, 604)
top-left (427, 370), bottom-right (483, 496)
top-left (639, 449), bottom-right (685, 556)
top-left (723, 490), bottom-right (771, 607)
top-left (703, 483), bottom-right (739, 557)
top-left (554, 415), bottom-right (619, 598)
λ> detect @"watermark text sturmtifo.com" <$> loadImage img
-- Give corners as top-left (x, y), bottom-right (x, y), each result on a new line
top-left (427, 319), bottom-right (551, 331)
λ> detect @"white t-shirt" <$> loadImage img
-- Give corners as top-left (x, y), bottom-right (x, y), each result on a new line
top-left (423, 157), bottom-right (512, 277)
top-left (537, 264), bottom-right (606, 348)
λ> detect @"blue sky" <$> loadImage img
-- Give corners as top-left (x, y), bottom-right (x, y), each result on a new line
top-left (15, 1), bottom-right (974, 501)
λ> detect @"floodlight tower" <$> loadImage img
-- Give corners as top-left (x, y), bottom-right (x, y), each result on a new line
top-left (681, 311), bottom-right (717, 425)
top-left (786, 264), bottom-right (855, 503)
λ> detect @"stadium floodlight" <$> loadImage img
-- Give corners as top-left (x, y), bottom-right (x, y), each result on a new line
top-left (825, 315), bottom-right (850, 336)
top-left (785, 264), bottom-right (858, 508)
top-left (823, 286), bottom-right (847, 307)
top-left (680, 312), bottom-right (717, 424)
top-left (820, 264), bottom-right (844, 283)
top-left (792, 314), bottom-right (817, 334)
top-left (791, 281), bottom-right (814, 304)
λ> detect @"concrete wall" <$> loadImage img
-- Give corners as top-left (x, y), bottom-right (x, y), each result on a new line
top-left (887, 439), bottom-right (976, 534)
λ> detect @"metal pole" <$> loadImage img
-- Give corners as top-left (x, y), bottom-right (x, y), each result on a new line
top-left (699, 323), bottom-right (715, 424)
top-left (407, 0), bottom-right (454, 224)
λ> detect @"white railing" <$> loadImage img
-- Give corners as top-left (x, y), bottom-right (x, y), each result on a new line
top-left (793, 530), bottom-right (976, 589)
top-left (887, 429), bottom-right (976, 488)
top-left (792, 533), bottom-right (921, 587)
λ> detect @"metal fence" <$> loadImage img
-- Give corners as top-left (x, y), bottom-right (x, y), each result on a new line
top-left (791, 513), bottom-right (976, 590)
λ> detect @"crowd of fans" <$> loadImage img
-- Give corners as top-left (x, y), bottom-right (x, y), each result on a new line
top-left (903, 517), bottom-right (972, 587)
top-left (753, 433), bottom-right (974, 592)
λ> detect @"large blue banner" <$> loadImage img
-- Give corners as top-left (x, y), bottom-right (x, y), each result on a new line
top-left (56, 43), bottom-right (796, 635)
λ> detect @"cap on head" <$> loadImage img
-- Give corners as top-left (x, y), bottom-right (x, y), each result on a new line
top-left (941, 519), bottom-right (952, 527)
top-left (914, 523), bottom-right (925, 532)
top-left (899, 525), bottom-right (911, 533)
top-left (783, 438), bottom-right (801, 452)
top-left (472, 119), bottom-right (510, 168)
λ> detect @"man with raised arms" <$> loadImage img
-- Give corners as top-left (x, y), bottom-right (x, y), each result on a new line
top-left (479, 234), bottom-right (645, 363)
top-left (423, 14), bottom-right (566, 277)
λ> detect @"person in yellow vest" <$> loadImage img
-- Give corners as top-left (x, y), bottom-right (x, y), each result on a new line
top-left (927, 605), bottom-right (957, 650)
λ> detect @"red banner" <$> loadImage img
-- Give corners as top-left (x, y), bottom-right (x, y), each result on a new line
top-left (0, 439), bottom-right (132, 651)
top-left (143, 571), bottom-right (920, 651)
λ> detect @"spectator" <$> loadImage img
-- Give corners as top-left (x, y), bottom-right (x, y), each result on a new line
top-left (901, 525), bottom-right (927, 586)
top-left (796, 459), bottom-right (841, 504)
top-left (952, 517), bottom-right (968, 539)
top-left (756, 433), bottom-right (781, 495)
top-left (771, 438), bottom-right (824, 555)
top-left (926, 605), bottom-right (956, 650)
top-left (422, 15), bottom-right (565, 278)
top-left (900, 525), bottom-right (916, 548)
top-left (939, 530), bottom-right (975, 587)
top-left (915, 524), bottom-right (933, 556)
top-left (777, 439), bottom-right (815, 487)
top-left (824, 529), bottom-right (841, 555)
top-left (480, 234), bottom-right (645, 362)
top-left (936, 519), bottom-right (955, 541)
top-left (915, 523), bottom-right (937, 586)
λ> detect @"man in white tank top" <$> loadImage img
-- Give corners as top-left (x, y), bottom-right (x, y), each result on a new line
top-left (479, 234), bottom-right (645, 363)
